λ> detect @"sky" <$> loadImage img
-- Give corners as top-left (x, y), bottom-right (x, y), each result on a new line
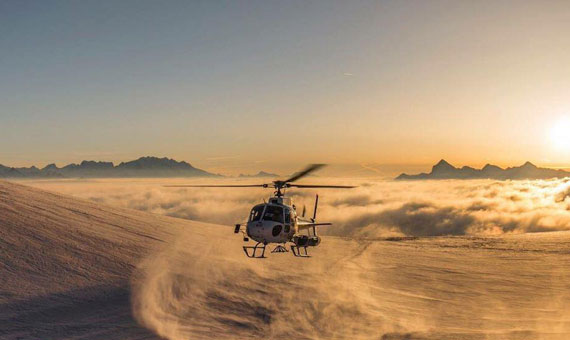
top-left (1, 1), bottom-right (570, 175)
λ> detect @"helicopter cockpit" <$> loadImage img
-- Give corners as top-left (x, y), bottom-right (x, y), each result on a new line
top-left (262, 205), bottom-right (284, 222)
top-left (249, 204), bottom-right (285, 222)
top-left (248, 204), bottom-right (295, 224)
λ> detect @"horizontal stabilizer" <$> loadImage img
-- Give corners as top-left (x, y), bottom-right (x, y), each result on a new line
top-left (297, 222), bottom-right (332, 230)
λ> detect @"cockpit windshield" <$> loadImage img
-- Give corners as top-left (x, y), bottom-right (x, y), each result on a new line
top-left (249, 205), bottom-right (265, 222)
top-left (262, 205), bottom-right (284, 223)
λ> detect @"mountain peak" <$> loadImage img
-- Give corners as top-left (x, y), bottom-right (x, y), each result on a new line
top-left (483, 163), bottom-right (498, 169)
top-left (482, 163), bottom-right (503, 173)
top-left (521, 161), bottom-right (537, 168)
top-left (432, 159), bottom-right (456, 173)
top-left (117, 156), bottom-right (193, 170)
top-left (42, 163), bottom-right (58, 171)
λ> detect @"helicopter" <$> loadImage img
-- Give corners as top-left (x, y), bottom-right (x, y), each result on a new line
top-left (165, 164), bottom-right (355, 258)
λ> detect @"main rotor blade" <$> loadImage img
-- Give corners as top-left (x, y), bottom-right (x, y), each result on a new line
top-left (283, 164), bottom-right (326, 183)
top-left (288, 184), bottom-right (356, 189)
top-left (164, 184), bottom-right (267, 188)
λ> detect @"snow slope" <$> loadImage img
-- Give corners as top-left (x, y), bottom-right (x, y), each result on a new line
top-left (2, 180), bottom-right (570, 339)
top-left (0, 180), bottom-right (212, 339)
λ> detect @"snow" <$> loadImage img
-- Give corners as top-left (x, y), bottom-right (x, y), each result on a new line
top-left (2, 180), bottom-right (570, 339)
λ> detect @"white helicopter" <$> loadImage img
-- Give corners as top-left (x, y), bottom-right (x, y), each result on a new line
top-left (166, 164), bottom-right (354, 258)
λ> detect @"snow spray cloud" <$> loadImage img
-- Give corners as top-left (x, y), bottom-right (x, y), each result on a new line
top-left (130, 222), bottom-right (424, 340)
top-left (22, 177), bottom-right (570, 237)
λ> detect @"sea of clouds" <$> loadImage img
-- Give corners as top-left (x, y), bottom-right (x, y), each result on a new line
top-left (21, 177), bottom-right (570, 237)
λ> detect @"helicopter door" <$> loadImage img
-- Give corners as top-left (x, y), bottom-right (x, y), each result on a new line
top-left (284, 208), bottom-right (291, 234)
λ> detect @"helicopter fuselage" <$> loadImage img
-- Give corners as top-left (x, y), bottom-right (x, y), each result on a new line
top-left (166, 163), bottom-right (353, 258)
top-left (245, 197), bottom-right (299, 244)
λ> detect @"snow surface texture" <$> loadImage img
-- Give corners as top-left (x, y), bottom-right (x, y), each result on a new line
top-left (2, 180), bottom-right (570, 339)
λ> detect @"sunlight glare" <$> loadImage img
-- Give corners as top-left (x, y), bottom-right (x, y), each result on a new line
top-left (550, 117), bottom-right (570, 151)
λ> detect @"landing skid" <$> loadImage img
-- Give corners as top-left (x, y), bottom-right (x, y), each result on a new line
top-left (243, 242), bottom-right (266, 258)
top-left (242, 243), bottom-right (312, 258)
top-left (291, 245), bottom-right (311, 257)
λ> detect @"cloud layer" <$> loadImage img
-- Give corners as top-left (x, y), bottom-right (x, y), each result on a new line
top-left (21, 177), bottom-right (570, 237)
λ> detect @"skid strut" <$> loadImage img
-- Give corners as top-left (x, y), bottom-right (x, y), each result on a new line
top-left (243, 242), bottom-right (267, 258)
top-left (272, 245), bottom-right (289, 253)
top-left (291, 245), bottom-right (310, 257)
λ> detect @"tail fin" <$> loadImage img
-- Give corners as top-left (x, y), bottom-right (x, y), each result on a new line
top-left (312, 194), bottom-right (319, 220)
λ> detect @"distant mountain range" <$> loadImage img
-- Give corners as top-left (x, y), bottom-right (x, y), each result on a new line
top-left (396, 159), bottom-right (570, 180)
top-left (238, 171), bottom-right (279, 178)
top-left (0, 156), bottom-right (220, 178)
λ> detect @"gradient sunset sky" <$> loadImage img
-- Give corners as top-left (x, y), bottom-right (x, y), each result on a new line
top-left (2, 1), bottom-right (570, 174)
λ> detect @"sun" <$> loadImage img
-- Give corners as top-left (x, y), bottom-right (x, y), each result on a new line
top-left (550, 117), bottom-right (570, 151)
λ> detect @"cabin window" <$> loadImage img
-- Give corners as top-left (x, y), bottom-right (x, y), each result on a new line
top-left (262, 205), bottom-right (284, 223)
top-left (284, 208), bottom-right (291, 224)
top-left (249, 205), bottom-right (265, 222)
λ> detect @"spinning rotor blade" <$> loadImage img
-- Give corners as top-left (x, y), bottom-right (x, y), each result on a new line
top-left (288, 184), bottom-right (356, 189)
top-left (164, 184), bottom-right (267, 188)
top-left (164, 164), bottom-right (355, 191)
top-left (283, 164), bottom-right (326, 183)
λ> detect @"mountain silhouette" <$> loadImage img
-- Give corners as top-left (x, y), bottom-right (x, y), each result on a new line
top-left (0, 156), bottom-right (218, 178)
top-left (431, 159), bottom-right (457, 176)
top-left (396, 160), bottom-right (570, 180)
top-left (238, 171), bottom-right (279, 178)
